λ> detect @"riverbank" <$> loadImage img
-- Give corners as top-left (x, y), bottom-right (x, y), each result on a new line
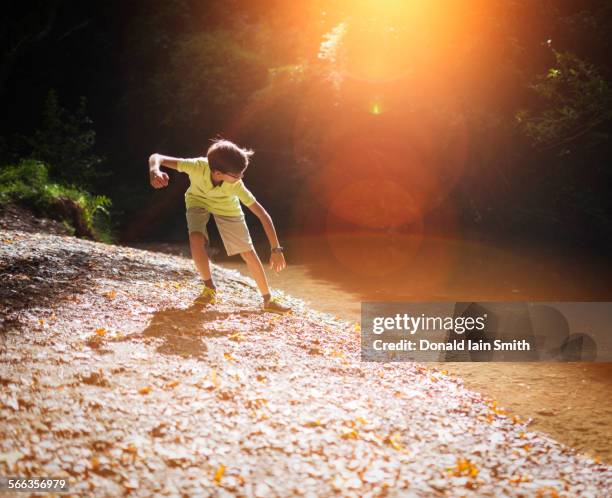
top-left (2, 228), bottom-right (611, 496)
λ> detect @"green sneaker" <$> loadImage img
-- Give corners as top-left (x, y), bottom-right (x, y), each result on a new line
top-left (195, 286), bottom-right (217, 305)
top-left (263, 297), bottom-right (291, 315)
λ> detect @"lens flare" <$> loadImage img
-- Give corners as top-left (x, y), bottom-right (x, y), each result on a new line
top-left (370, 97), bottom-right (383, 115)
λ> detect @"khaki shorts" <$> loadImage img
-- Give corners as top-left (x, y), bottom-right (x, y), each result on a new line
top-left (186, 207), bottom-right (254, 256)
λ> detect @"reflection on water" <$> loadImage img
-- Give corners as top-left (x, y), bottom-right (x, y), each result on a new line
top-left (244, 233), bottom-right (611, 316)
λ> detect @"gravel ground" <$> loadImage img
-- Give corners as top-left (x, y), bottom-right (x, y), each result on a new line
top-left (1, 228), bottom-right (611, 497)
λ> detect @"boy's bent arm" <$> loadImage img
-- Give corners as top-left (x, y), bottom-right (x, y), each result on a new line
top-left (149, 153), bottom-right (182, 171)
top-left (148, 153), bottom-right (185, 189)
top-left (247, 201), bottom-right (280, 248)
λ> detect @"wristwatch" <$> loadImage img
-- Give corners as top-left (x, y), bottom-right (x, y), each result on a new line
top-left (271, 246), bottom-right (284, 254)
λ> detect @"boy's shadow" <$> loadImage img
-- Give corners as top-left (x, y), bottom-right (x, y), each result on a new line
top-left (137, 301), bottom-right (261, 358)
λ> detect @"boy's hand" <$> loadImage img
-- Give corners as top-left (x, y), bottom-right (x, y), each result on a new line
top-left (150, 169), bottom-right (169, 189)
top-left (269, 252), bottom-right (286, 273)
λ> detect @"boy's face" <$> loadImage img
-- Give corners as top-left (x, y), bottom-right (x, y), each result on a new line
top-left (212, 168), bottom-right (245, 184)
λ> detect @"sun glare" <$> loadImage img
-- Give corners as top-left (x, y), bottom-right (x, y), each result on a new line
top-left (233, 0), bottom-right (490, 275)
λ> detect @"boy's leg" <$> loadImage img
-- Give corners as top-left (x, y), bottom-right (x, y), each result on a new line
top-left (240, 249), bottom-right (270, 296)
top-left (216, 214), bottom-right (290, 313)
top-left (241, 250), bottom-right (290, 313)
top-left (214, 213), bottom-right (261, 292)
top-left (190, 232), bottom-right (216, 305)
top-left (186, 207), bottom-right (216, 303)
top-left (189, 231), bottom-right (213, 282)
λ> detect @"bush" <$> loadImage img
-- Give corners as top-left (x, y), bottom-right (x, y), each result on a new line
top-left (0, 159), bottom-right (112, 242)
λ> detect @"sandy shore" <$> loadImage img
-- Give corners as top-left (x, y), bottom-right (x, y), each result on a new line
top-left (3, 229), bottom-right (612, 496)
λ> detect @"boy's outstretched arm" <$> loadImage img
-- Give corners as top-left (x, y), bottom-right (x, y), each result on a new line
top-left (148, 153), bottom-right (182, 189)
top-left (247, 201), bottom-right (287, 273)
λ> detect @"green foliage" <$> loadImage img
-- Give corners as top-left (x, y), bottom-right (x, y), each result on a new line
top-left (0, 159), bottom-right (112, 241)
top-left (147, 30), bottom-right (267, 131)
top-left (23, 90), bottom-right (105, 188)
top-left (516, 48), bottom-right (612, 150)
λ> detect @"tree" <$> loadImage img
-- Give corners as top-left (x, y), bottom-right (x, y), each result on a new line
top-left (24, 90), bottom-right (104, 188)
top-left (516, 46), bottom-right (612, 151)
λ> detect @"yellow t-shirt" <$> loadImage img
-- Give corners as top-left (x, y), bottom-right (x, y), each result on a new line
top-left (177, 157), bottom-right (256, 216)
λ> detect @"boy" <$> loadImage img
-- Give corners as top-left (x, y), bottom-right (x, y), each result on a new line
top-left (148, 138), bottom-right (290, 314)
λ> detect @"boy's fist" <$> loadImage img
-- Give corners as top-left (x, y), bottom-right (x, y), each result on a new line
top-left (150, 170), bottom-right (169, 189)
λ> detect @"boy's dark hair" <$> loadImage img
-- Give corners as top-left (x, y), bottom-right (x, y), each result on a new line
top-left (206, 138), bottom-right (254, 175)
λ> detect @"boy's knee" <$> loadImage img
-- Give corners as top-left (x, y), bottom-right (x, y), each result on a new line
top-left (189, 231), bottom-right (207, 242)
top-left (189, 231), bottom-right (209, 248)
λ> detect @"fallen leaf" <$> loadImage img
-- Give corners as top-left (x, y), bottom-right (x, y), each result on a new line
top-left (341, 429), bottom-right (359, 440)
top-left (86, 335), bottom-right (104, 348)
top-left (535, 487), bottom-right (559, 498)
top-left (124, 443), bottom-right (137, 454)
top-left (211, 369), bottom-right (220, 388)
top-left (385, 432), bottom-right (403, 451)
top-left (508, 474), bottom-right (532, 485)
top-left (448, 458), bottom-right (479, 478)
top-left (214, 464), bottom-right (225, 484)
